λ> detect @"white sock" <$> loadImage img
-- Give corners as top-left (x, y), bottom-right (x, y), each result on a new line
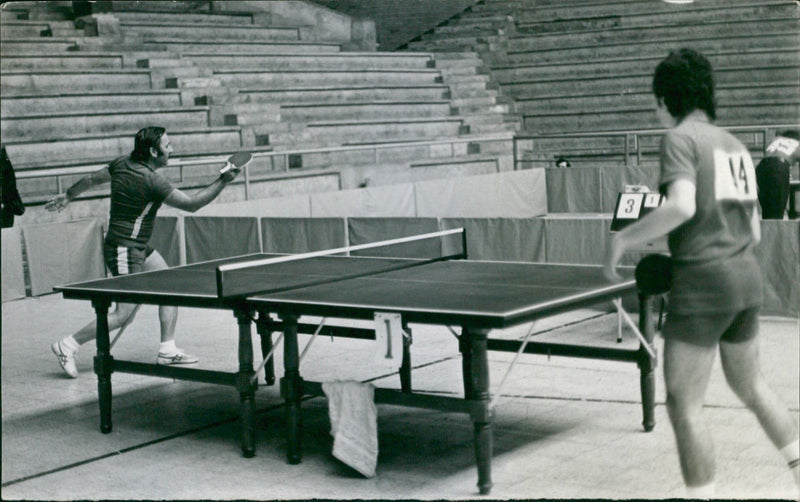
top-left (61, 335), bottom-right (80, 353)
top-left (685, 481), bottom-right (715, 499)
top-left (159, 340), bottom-right (177, 354)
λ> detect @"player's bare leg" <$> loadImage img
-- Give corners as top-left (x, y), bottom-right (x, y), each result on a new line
top-left (142, 251), bottom-right (196, 365)
top-left (663, 336), bottom-right (718, 494)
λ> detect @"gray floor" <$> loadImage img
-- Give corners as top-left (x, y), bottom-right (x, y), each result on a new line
top-left (2, 293), bottom-right (798, 500)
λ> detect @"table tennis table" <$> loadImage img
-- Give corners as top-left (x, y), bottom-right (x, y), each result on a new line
top-left (56, 241), bottom-right (657, 495)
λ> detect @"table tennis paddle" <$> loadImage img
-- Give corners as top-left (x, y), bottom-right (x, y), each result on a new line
top-left (220, 151), bottom-right (252, 175)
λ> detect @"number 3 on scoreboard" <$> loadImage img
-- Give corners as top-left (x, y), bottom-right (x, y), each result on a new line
top-left (714, 149), bottom-right (757, 202)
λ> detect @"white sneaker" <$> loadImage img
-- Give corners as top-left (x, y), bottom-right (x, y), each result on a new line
top-left (51, 341), bottom-right (78, 378)
top-left (157, 349), bottom-right (199, 366)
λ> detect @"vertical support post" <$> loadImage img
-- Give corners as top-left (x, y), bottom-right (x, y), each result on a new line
top-left (281, 314), bottom-right (302, 464)
top-left (636, 133), bottom-right (642, 166)
top-left (234, 306), bottom-right (257, 457)
top-left (243, 163), bottom-right (251, 200)
top-left (92, 299), bottom-right (114, 434)
top-left (638, 293), bottom-right (657, 432)
top-left (255, 310), bottom-right (276, 386)
top-left (624, 132), bottom-right (630, 167)
top-left (400, 323), bottom-right (412, 393)
top-left (465, 327), bottom-right (493, 495)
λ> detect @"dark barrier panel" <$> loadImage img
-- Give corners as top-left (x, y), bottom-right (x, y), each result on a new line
top-left (545, 167), bottom-right (602, 213)
top-left (756, 220), bottom-right (799, 317)
top-left (348, 217), bottom-right (440, 258)
top-left (440, 217), bottom-right (546, 262)
top-left (151, 216), bottom-right (181, 267)
top-left (22, 218), bottom-right (105, 295)
top-left (1, 226), bottom-right (26, 301)
top-left (184, 216), bottom-right (260, 264)
top-left (261, 217), bottom-right (346, 254)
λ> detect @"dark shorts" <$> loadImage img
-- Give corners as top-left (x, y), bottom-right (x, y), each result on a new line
top-left (756, 157), bottom-right (790, 219)
top-left (103, 242), bottom-right (155, 276)
top-left (662, 307), bottom-right (760, 348)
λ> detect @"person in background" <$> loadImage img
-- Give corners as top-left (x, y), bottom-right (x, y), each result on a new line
top-left (1, 145), bottom-right (26, 228)
top-left (47, 126), bottom-right (240, 377)
top-left (555, 156), bottom-right (571, 168)
top-left (755, 129), bottom-right (799, 219)
top-left (603, 48), bottom-right (799, 497)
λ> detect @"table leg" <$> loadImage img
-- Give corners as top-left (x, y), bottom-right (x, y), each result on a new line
top-left (255, 310), bottom-right (276, 386)
top-left (459, 329), bottom-right (473, 399)
top-left (93, 299), bottom-right (113, 434)
top-left (281, 314), bottom-right (302, 464)
top-left (400, 322), bottom-right (412, 393)
top-left (465, 327), bottom-right (493, 495)
top-left (638, 294), bottom-right (657, 432)
top-left (234, 307), bottom-right (257, 457)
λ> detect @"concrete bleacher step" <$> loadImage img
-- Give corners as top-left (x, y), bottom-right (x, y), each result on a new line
top-left (111, 10), bottom-right (256, 25)
top-left (0, 38), bottom-right (79, 53)
top-left (4, 127), bottom-right (244, 170)
top-left (1, 106), bottom-right (211, 140)
top-left (453, 99), bottom-right (511, 115)
top-left (493, 48), bottom-right (800, 82)
top-left (522, 101), bottom-right (800, 133)
top-left (0, 90), bottom-right (187, 115)
top-left (136, 39), bottom-right (342, 54)
top-left (120, 22), bottom-right (301, 41)
top-left (0, 53), bottom-right (126, 70)
top-left (508, 17), bottom-right (799, 52)
top-left (280, 141), bottom-right (476, 172)
top-left (0, 69), bottom-right (154, 94)
top-left (0, 20), bottom-right (59, 37)
top-left (236, 85), bottom-right (451, 105)
top-left (503, 31), bottom-right (799, 64)
top-left (211, 69), bottom-right (444, 88)
top-left (176, 52), bottom-right (435, 71)
top-left (516, 0), bottom-right (796, 25)
top-left (501, 64), bottom-right (798, 99)
top-left (270, 118), bottom-right (469, 147)
top-left (0, 7), bottom-right (29, 21)
top-left (515, 83), bottom-right (800, 114)
top-left (446, 14), bottom-right (514, 29)
top-left (279, 101), bottom-right (455, 123)
top-left (1, 66), bottom-right (209, 94)
top-left (420, 25), bottom-right (506, 41)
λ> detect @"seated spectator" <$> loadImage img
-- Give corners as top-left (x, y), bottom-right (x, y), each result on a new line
top-left (756, 129), bottom-right (799, 219)
top-left (555, 157), bottom-right (571, 168)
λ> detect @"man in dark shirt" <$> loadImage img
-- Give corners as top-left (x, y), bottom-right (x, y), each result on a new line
top-left (755, 129), bottom-right (799, 219)
top-left (47, 126), bottom-right (240, 377)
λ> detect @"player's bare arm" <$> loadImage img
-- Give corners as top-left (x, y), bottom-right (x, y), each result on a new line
top-left (45, 167), bottom-right (112, 212)
top-left (163, 169), bottom-right (239, 213)
top-left (603, 178), bottom-right (696, 281)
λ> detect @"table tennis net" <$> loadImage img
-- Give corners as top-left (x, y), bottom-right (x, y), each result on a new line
top-left (215, 227), bottom-right (466, 299)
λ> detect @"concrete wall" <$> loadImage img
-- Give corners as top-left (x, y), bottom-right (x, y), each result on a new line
top-left (311, 0), bottom-right (478, 51)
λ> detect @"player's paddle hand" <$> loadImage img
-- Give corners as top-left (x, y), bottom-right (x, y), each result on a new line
top-left (603, 234), bottom-right (625, 282)
top-left (45, 194), bottom-right (70, 212)
top-left (220, 165), bottom-right (240, 183)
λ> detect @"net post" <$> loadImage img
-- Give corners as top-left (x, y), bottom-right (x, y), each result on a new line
top-left (215, 267), bottom-right (225, 298)
top-left (461, 227), bottom-right (468, 259)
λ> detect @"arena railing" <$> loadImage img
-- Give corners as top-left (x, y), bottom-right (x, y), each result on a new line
top-left (513, 124), bottom-right (798, 170)
top-left (16, 133), bottom-right (514, 204)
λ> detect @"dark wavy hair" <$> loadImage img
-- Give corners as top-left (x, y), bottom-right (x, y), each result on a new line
top-left (652, 48), bottom-right (716, 122)
top-left (131, 126), bottom-right (166, 162)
